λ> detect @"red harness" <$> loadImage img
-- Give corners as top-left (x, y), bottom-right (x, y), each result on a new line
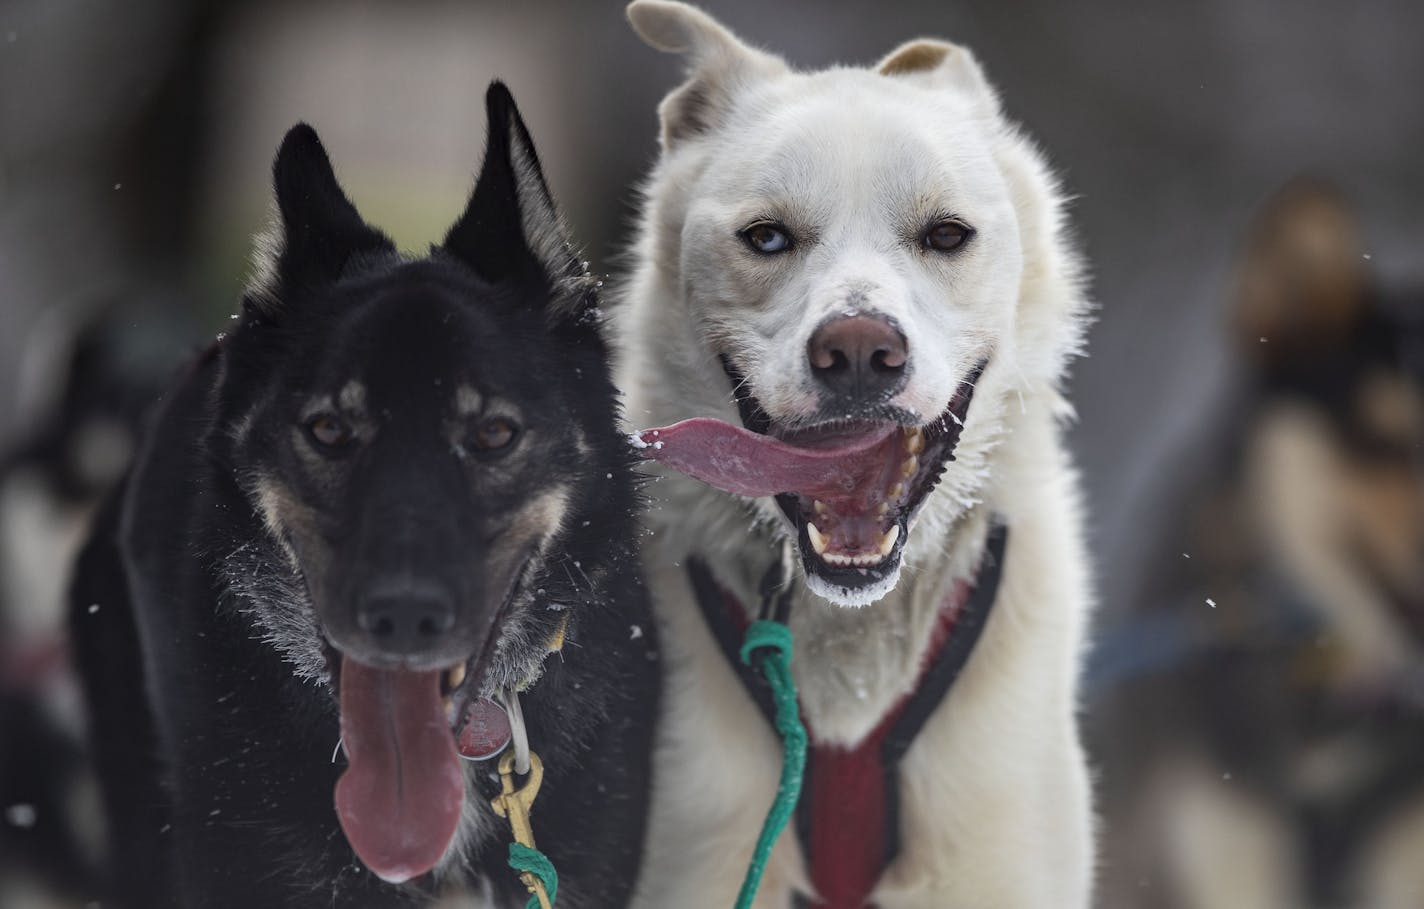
top-left (687, 525), bottom-right (1007, 909)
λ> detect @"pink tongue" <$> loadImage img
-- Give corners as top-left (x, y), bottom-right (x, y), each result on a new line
top-left (335, 658), bottom-right (464, 883)
top-left (633, 418), bottom-right (896, 499)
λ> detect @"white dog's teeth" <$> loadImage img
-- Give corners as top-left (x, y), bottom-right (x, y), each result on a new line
top-left (900, 455), bottom-right (918, 479)
top-left (807, 522), bottom-right (830, 555)
top-left (821, 551), bottom-right (880, 567)
top-left (446, 663), bottom-right (466, 691)
top-left (876, 501), bottom-right (889, 518)
top-left (877, 525), bottom-right (900, 556)
top-left (904, 426), bottom-right (925, 455)
top-left (813, 499), bottom-right (829, 517)
top-left (889, 482), bottom-right (905, 500)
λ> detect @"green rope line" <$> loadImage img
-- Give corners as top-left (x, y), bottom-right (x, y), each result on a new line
top-left (508, 841), bottom-right (558, 908)
top-left (734, 619), bottom-right (807, 909)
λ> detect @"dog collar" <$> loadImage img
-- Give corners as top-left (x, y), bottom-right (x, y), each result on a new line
top-left (687, 523), bottom-right (1007, 909)
top-left (453, 611), bottom-right (571, 767)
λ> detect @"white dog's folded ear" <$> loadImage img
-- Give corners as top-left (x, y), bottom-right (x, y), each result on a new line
top-left (877, 39), bottom-right (1000, 114)
top-left (626, 0), bottom-right (788, 148)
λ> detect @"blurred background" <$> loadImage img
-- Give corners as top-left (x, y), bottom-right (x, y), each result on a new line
top-left (1, 1), bottom-right (1422, 906)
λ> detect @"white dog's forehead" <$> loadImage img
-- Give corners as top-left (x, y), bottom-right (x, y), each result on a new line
top-left (701, 71), bottom-right (1010, 224)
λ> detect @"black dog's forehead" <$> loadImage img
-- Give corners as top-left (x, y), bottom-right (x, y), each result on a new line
top-left (293, 266), bottom-right (564, 416)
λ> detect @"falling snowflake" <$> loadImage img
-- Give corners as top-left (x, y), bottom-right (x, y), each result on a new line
top-left (4, 804), bottom-right (36, 828)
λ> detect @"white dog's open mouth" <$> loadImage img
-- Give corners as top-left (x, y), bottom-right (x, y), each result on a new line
top-left (632, 359), bottom-right (986, 604)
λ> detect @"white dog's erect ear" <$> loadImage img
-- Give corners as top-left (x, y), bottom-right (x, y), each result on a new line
top-left (626, 0), bottom-right (788, 147)
top-left (877, 39), bottom-right (1000, 113)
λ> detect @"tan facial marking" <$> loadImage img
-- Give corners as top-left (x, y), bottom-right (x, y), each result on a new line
top-left (338, 380), bottom-right (367, 414)
top-left (252, 476), bottom-right (321, 570)
top-left (571, 428), bottom-right (594, 458)
top-left (455, 384), bottom-right (483, 417)
top-left (486, 485), bottom-right (572, 571)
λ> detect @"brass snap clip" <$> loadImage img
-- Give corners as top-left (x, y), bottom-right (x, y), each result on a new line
top-left (491, 750), bottom-right (552, 909)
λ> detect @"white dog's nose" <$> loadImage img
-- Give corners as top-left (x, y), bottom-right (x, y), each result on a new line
top-left (807, 314), bottom-right (908, 401)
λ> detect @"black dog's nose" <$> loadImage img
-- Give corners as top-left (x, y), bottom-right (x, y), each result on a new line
top-left (355, 580), bottom-right (457, 655)
top-left (807, 314), bottom-right (908, 400)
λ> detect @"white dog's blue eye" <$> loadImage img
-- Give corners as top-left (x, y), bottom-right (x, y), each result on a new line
top-left (740, 222), bottom-right (793, 255)
top-left (923, 219), bottom-right (974, 253)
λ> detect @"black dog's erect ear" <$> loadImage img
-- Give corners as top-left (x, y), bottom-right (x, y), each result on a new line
top-left (248, 124), bottom-right (394, 313)
top-left (443, 82), bottom-right (585, 306)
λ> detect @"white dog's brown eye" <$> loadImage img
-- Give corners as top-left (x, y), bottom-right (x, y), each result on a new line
top-left (740, 221), bottom-right (793, 255)
top-left (474, 417), bottom-right (518, 452)
top-left (923, 219), bottom-right (974, 253)
top-left (306, 414), bottom-right (353, 450)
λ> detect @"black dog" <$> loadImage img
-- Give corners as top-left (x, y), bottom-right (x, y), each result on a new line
top-left (69, 82), bottom-right (658, 908)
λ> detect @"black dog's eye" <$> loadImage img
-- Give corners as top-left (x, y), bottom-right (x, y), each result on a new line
top-left (740, 221), bottom-right (793, 255)
top-left (306, 415), bottom-right (354, 450)
top-left (923, 219), bottom-right (974, 253)
top-left (474, 417), bottom-right (519, 452)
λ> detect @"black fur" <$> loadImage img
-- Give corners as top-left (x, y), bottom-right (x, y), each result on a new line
top-left (69, 82), bottom-right (658, 908)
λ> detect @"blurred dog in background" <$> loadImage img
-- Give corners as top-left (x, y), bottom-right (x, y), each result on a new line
top-left (1094, 179), bottom-right (1424, 909)
top-left (0, 309), bottom-right (187, 905)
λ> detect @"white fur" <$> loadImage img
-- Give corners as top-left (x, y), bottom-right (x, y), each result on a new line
top-left (244, 201), bottom-right (284, 313)
top-left (218, 522), bottom-right (328, 686)
top-left (616, 3), bottom-right (1094, 905)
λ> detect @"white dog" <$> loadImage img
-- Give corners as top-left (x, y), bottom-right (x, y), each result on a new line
top-left (615, 3), bottom-right (1095, 906)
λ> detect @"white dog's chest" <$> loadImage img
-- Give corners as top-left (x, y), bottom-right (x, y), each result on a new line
top-left (652, 528), bottom-right (1005, 906)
